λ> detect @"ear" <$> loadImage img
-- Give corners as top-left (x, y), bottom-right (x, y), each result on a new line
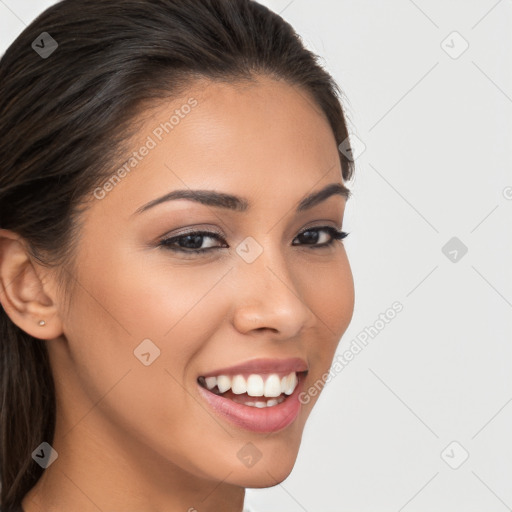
top-left (0, 229), bottom-right (63, 340)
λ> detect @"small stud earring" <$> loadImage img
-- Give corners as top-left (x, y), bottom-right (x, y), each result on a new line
top-left (38, 320), bottom-right (46, 326)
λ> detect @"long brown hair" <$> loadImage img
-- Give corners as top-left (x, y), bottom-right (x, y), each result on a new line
top-left (0, 0), bottom-right (354, 509)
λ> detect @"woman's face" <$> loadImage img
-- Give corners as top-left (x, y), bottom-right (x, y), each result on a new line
top-left (50, 76), bottom-right (354, 490)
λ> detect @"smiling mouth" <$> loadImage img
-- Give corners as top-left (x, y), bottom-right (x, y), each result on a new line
top-left (197, 371), bottom-right (307, 408)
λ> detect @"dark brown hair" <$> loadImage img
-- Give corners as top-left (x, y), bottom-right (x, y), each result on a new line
top-left (0, 0), bottom-right (354, 509)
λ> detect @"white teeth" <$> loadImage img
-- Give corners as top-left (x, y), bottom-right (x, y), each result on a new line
top-left (229, 395), bottom-right (286, 408)
top-left (247, 374), bottom-right (264, 396)
top-left (280, 374), bottom-right (289, 393)
top-left (216, 375), bottom-right (231, 394)
top-left (231, 375), bottom-right (247, 395)
top-left (205, 376), bottom-right (217, 390)
top-left (264, 374), bottom-right (282, 397)
top-left (284, 372), bottom-right (298, 395)
top-left (201, 371), bottom-right (299, 397)
top-left (280, 371), bottom-right (298, 395)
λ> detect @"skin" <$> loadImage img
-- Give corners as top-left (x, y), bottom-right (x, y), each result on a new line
top-left (0, 75), bottom-right (354, 512)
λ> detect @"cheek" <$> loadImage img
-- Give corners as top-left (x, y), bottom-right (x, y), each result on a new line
top-left (62, 241), bottom-right (228, 387)
top-left (84, 248), bottom-right (233, 340)
top-left (60, 255), bottom-right (238, 471)
top-left (299, 252), bottom-right (354, 380)
top-left (303, 251), bottom-right (354, 331)
top-left (72, 248), bottom-right (237, 395)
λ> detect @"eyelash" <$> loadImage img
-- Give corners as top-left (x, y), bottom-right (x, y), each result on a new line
top-left (158, 226), bottom-right (349, 255)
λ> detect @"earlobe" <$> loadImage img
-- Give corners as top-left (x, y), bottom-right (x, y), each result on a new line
top-left (0, 229), bottom-right (63, 340)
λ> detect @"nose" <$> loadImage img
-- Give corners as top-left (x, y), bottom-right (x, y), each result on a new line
top-left (230, 243), bottom-right (317, 340)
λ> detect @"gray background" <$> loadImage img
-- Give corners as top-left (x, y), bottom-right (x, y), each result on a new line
top-left (1, 1), bottom-right (511, 511)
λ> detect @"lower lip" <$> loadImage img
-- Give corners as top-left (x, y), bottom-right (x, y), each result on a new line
top-left (197, 375), bottom-right (304, 433)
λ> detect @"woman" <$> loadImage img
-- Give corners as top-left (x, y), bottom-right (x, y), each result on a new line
top-left (0, 0), bottom-right (355, 510)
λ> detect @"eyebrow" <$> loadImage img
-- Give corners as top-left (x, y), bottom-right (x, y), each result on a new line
top-left (133, 181), bottom-right (351, 215)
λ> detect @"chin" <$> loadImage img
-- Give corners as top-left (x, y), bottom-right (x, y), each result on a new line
top-left (227, 436), bottom-right (303, 488)
top-left (231, 462), bottom-right (296, 489)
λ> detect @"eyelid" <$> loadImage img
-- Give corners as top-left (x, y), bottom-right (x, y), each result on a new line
top-left (159, 225), bottom-right (225, 240)
top-left (158, 222), bottom-right (341, 243)
top-left (296, 222), bottom-right (342, 235)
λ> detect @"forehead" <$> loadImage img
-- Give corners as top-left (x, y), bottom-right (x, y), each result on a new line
top-left (90, 76), bottom-right (343, 218)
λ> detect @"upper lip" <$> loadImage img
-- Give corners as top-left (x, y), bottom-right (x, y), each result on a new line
top-left (200, 357), bottom-right (308, 378)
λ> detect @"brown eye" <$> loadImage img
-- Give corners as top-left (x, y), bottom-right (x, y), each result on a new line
top-left (159, 231), bottom-right (228, 253)
top-left (292, 226), bottom-right (348, 247)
